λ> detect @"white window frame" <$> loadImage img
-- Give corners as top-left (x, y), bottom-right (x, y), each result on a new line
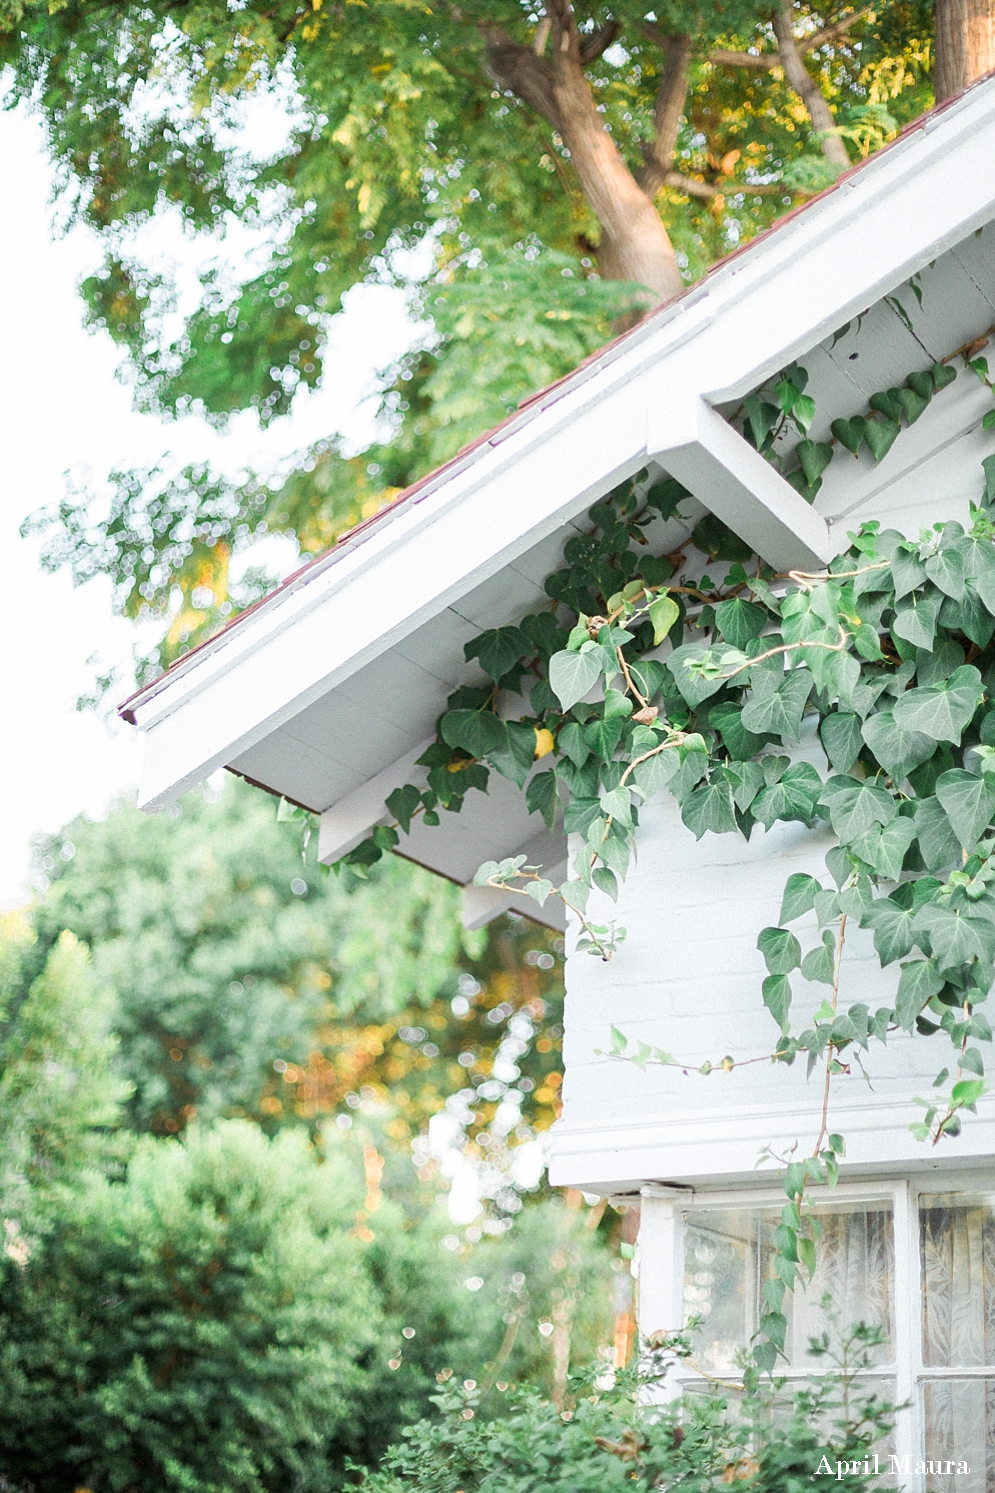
top-left (638, 1171), bottom-right (995, 1489)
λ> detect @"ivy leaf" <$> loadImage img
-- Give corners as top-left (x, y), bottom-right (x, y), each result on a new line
top-left (869, 389), bottom-right (903, 423)
top-left (603, 688), bottom-right (633, 720)
top-left (925, 547), bottom-right (966, 601)
top-left (489, 721), bottom-right (538, 788)
top-left (934, 769), bottom-right (995, 851)
top-left (830, 416), bottom-right (866, 456)
top-left (645, 477), bottom-right (689, 519)
top-left (464, 625), bottom-right (530, 681)
top-left (548, 647), bottom-right (603, 711)
top-left (914, 796), bottom-right (963, 872)
top-left (820, 711), bottom-right (863, 773)
top-left (861, 709), bottom-right (935, 783)
top-left (863, 416), bottom-right (901, 463)
top-left (801, 930), bottom-right (836, 985)
top-left (681, 782), bottom-right (738, 840)
top-left (762, 974), bottom-right (792, 1031)
top-left (440, 709), bottom-right (508, 758)
top-left (667, 643), bottom-right (730, 708)
top-left (669, 747), bottom-right (710, 804)
top-left (915, 641), bottom-right (966, 688)
top-left (599, 832), bottom-right (630, 881)
top-left (850, 816), bottom-right (916, 879)
top-left (648, 594), bottom-right (680, 645)
top-left (795, 439), bottom-right (833, 486)
top-left (719, 759), bottom-right (764, 813)
top-left (818, 776), bottom-right (896, 840)
top-left (558, 721), bottom-right (590, 769)
top-left (524, 878), bottom-right (555, 906)
top-left (600, 786), bottom-right (634, 827)
top-left (891, 591), bottom-right (941, 650)
top-left (892, 664), bottom-right (983, 744)
top-left (385, 783), bottom-right (423, 835)
top-left (744, 394), bottom-right (779, 450)
top-left (860, 896), bottom-right (917, 964)
top-left (583, 716), bottom-right (626, 764)
top-left (526, 770), bottom-right (559, 829)
top-left (751, 762), bottom-right (823, 829)
top-left (709, 702), bottom-right (772, 761)
top-left (940, 582), bottom-right (995, 649)
top-left (740, 670), bottom-right (813, 741)
top-left (907, 370), bottom-right (935, 401)
top-left (633, 749), bottom-right (681, 798)
top-left (715, 597), bottom-right (767, 650)
top-left (896, 385), bottom-right (930, 424)
top-left (895, 958), bottom-right (944, 1030)
top-left (779, 872), bottom-right (820, 924)
top-left (758, 926), bottom-right (802, 975)
top-left (890, 545), bottom-right (928, 600)
top-left (912, 903), bottom-right (995, 972)
top-left (591, 866), bottom-right (618, 902)
top-left (563, 797), bottom-right (602, 835)
top-left (932, 362), bottom-right (957, 392)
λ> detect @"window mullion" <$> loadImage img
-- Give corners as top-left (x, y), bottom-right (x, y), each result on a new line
top-left (892, 1179), bottom-right (920, 1483)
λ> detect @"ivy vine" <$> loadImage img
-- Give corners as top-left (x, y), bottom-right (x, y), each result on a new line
top-left (338, 323), bottom-right (995, 1371)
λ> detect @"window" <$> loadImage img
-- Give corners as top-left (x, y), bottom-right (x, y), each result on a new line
top-left (683, 1198), bottom-right (894, 1376)
top-left (920, 1193), bottom-right (995, 1493)
top-left (644, 1177), bottom-right (995, 1488)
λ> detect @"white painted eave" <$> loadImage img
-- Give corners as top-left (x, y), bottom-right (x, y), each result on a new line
top-left (121, 77), bottom-right (995, 827)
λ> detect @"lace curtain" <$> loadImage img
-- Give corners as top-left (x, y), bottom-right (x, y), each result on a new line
top-left (921, 1195), bottom-right (995, 1366)
top-left (920, 1195), bottom-right (995, 1493)
top-left (683, 1203), bottom-right (894, 1375)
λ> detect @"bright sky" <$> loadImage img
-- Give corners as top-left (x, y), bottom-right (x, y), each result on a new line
top-left (0, 104), bottom-right (415, 907)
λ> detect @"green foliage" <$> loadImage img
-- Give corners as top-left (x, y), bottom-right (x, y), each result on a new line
top-left (0, 916), bottom-right (129, 1229)
top-left (0, 1120), bottom-right (476, 1492)
top-left (364, 1323), bottom-right (897, 1493)
top-left (25, 780), bottom-right (466, 1134)
top-left (343, 341), bottom-right (995, 1364)
top-left (8, 0), bottom-right (937, 670)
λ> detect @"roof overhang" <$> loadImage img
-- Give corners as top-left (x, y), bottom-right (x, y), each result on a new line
top-left (121, 77), bottom-right (995, 918)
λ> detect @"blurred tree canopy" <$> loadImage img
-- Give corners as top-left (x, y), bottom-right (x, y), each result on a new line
top-left (23, 777), bottom-right (566, 1185)
top-left (0, 1117), bottom-right (621, 1491)
top-left (0, 811), bottom-right (626, 1488)
top-left (4, 0), bottom-right (940, 675)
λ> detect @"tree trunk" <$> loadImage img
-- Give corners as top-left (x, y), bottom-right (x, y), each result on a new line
top-left (773, 3), bottom-right (850, 170)
top-left (935, 0), bottom-right (995, 100)
top-left (549, 46), bottom-right (683, 297)
top-left (484, 5), bottom-right (684, 302)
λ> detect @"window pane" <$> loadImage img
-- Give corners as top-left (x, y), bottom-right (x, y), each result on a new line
top-left (683, 1201), bottom-right (893, 1375)
top-left (921, 1193), bottom-right (995, 1367)
top-left (921, 1379), bottom-right (995, 1493)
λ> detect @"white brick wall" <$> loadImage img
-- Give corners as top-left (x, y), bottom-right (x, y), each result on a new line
top-left (551, 764), bottom-right (995, 1193)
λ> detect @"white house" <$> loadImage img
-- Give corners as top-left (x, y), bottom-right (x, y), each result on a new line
top-left (121, 77), bottom-right (995, 1485)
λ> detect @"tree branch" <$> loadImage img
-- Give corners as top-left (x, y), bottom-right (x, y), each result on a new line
top-left (662, 170), bottom-right (789, 198)
top-left (483, 32), bottom-right (562, 133)
top-left (708, 6), bottom-right (873, 70)
top-left (772, 0), bottom-right (850, 168)
top-left (635, 34), bottom-right (692, 199)
top-left (579, 20), bottom-right (621, 65)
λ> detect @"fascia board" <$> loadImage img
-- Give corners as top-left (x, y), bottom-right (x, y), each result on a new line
top-left (133, 356), bottom-right (653, 808)
top-left (675, 86), bottom-right (995, 404)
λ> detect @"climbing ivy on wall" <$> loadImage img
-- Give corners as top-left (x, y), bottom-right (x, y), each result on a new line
top-left (338, 325), bottom-right (995, 1371)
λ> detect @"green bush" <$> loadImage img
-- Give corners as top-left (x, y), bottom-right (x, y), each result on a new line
top-left (0, 1122), bottom-right (411, 1492)
top-left (364, 1331), bottom-right (897, 1493)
